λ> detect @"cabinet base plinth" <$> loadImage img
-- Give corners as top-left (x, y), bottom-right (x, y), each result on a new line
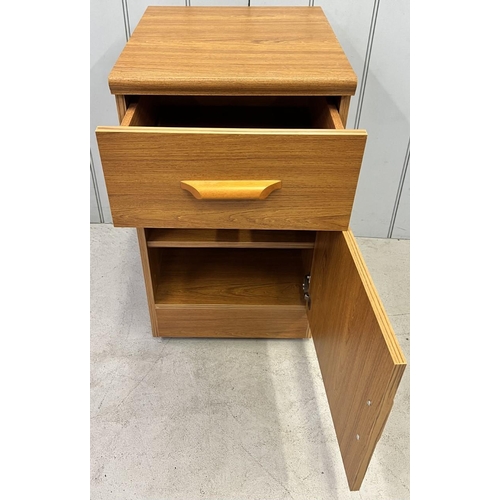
top-left (155, 305), bottom-right (309, 339)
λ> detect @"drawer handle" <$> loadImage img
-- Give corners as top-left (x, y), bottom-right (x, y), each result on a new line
top-left (180, 180), bottom-right (282, 200)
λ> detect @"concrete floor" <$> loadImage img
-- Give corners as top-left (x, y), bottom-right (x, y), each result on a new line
top-left (90, 225), bottom-right (410, 500)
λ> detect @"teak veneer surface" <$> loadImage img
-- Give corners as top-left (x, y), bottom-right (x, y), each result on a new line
top-left (146, 229), bottom-right (316, 249)
top-left (308, 231), bottom-right (406, 490)
top-left (155, 305), bottom-right (308, 339)
top-left (96, 126), bottom-right (366, 231)
top-left (136, 229), bottom-right (159, 336)
top-left (154, 248), bottom-right (305, 306)
top-left (108, 7), bottom-right (357, 96)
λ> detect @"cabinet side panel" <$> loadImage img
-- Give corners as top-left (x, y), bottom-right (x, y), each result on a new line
top-left (115, 95), bottom-right (127, 122)
top-left (136, 229), bottom-right (159, 336)
top-left (338, 96), bottom-right (351, 128)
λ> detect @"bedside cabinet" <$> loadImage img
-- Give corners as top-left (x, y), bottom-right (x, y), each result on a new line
top-left (95, 6), bottom-right (406, 491)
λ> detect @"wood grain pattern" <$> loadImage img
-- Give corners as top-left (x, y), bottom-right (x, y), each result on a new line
top-left (108, 7), bottom-right (357, 96)
top-left (115, 95), bottom-right (127, 122)
top-left (154, 248), bottom-right (307, 307)
top-left (180, 180), bottom-right (282, 200)
top-left (120, 101), bottom-right (155, 127)
top-left (310, 100), bottom-right (343, 130)
top-left (136, 228), bottom-right (159, 336)
top-left (120, 102), bottom-right (137, 127)
top-left (338, 96), bottom-right (351, 128)
top-left (328, 105), bottom-right (345, 130)
top-left (310, 97), bottom-right (335, 129)
top-left (146, 229), bottom-right (316, 249)
top-left (95, 126), bottom-right (366, 231)
top-left (307, 230), bottom-right (406, 491)
top-left (156, 304), bottom-right (308, 338)
top-left (305, 326), bottom-right (312, 339)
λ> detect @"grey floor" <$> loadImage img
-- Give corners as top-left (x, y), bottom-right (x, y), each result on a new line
top-left (90, 225), bottom-right (410, 500)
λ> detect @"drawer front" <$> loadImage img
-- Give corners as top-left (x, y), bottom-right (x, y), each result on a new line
top-left (95, 127), bottom-right (367, 230)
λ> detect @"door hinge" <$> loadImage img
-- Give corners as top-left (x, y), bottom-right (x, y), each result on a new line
top-left (303, 274), bottom-right (311, 309)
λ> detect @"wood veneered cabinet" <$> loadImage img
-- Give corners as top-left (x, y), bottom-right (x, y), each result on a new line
top-left (95, 6), bottom-right (406, 491)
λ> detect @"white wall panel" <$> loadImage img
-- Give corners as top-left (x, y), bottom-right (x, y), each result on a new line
top-left (315, 0), bottom-right (374, 129)
top-left (190, 1), bottom-right (249, 6)
top-left (128, 1), bottom-right (184, 35)
top-left (90, 0), bottom-right (127, 223)
top-left (90, 170), bottom-right (101, 223)
top-left (251, 1), bottom-right (309, 6)
top-left (349, 0), bottom-right (410, 237)
top-left (391, 159), bottom-right (410, 239)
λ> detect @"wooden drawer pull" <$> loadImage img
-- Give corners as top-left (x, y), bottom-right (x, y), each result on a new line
top-left (180, 180), bottom-right (282, 200)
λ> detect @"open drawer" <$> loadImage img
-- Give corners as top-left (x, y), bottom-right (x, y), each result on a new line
top-left (95, 97), bottom-right (367, 231)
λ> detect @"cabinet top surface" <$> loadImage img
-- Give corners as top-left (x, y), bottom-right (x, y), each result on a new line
top-left (108, 7), bottom-right (357, 96)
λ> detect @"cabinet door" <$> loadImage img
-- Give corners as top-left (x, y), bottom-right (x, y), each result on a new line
top-left (307, 230), bottom-right (406, 491)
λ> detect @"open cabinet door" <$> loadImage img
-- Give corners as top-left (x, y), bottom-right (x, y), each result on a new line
top-left (308, 231), bottom-right (406, 491)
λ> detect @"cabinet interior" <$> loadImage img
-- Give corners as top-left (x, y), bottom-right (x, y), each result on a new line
top-left (122, 96), bottom-right (342, 130)
top-left (145, 229), bottom-right (314, 308)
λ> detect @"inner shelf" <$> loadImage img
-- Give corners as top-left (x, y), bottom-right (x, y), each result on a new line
top-left (152, 247), bottom-right (307, 307)
top-left (146, 228), bottom-right (316, 249)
